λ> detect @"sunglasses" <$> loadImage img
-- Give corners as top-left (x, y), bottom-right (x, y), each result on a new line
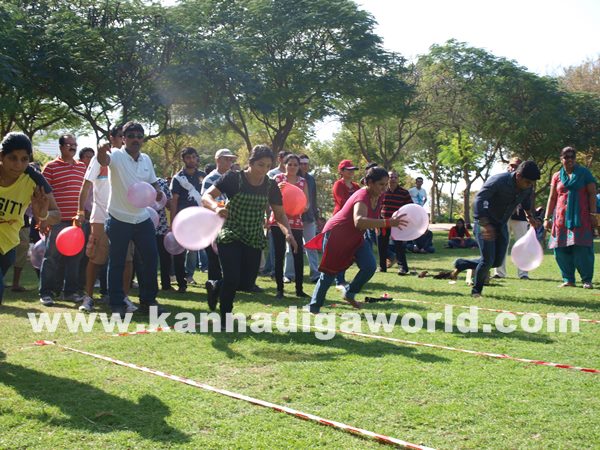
top-left (125, 133), bottom-right (144, 139)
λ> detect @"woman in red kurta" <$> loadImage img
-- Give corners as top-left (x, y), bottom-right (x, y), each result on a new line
top-left (332, 159), bottom-right (361, 215)
top-left (307, 167), bottom-right (407, 313)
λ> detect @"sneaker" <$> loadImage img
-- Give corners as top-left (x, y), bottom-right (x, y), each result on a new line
top-left (296, 291), bottom-right (309, 298)
top-left (583, 282), bottom-right (593, 289)
top-left (78, 296), bottom-right (94, 312)
top-left (283, 277), bottom-right (292, 283)
top-left (131, 280), bottom-right (139, 289)
top-left (63, 292), bottom-right (85, 303)
top-left (398, 269), bottom-right (408, 276)
top-left (335, 283), bottom-right (349, 291)
top-left (244, 285), bottom-right (264, 293)
top-left (472, 292), bottom-right (482, 298)
top-left (520, 275), bottom-right (530, 280)
top-left (39, 296), bottom-right (54, 306)
top-left (275, 290), bottom-right (284, 299)
top-left (123, 296), bottom-right (138, 312)
top-left (185, 277), bottom-right (196, 285)
top-left (559, 282), bottom-right (576, 288)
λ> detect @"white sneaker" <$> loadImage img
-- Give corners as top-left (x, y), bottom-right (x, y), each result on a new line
top-left (78, 296), bottom-right (94, 312)
top-left (39, 296), bottom-right (54, 306)
top-left (63, 292), bottom-right (85, 303)
top-left (123, 296), bottom-right (138, 312)
top-left (131, 280), bottom-right (139, 289)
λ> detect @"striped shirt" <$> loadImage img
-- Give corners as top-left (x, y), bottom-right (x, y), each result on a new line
top-left (381, 186), bottom-right (413, 219)
top-left (42, 158), bottom-right (86, 220)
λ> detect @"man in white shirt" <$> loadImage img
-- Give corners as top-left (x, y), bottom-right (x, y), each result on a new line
top-left (408, 177), bottom-right (427, 207)
top-left (97, 121), bottom-right (166, 317)
top-left (75, 126), bottom-right (136, 312)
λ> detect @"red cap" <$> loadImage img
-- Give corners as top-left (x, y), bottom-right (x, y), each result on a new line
top-left (338, 159), bottom-right (358, 172)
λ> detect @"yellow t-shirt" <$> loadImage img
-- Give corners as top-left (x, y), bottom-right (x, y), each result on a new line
top-left (0, 168), bottom-right (50, 254)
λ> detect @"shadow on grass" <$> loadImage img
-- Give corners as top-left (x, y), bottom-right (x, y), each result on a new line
top-left (0, 303), bottom-right (45, 319)
top-left (206, 325), bottom-right (450, 365)
top-left (0, 352), bottom-right (190, 443)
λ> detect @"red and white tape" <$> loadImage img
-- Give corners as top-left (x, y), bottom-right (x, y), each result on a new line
top-left (306, 326), bottom-right (600, 375)
top-left (33, 340), bottom-right (433, 450)
top-left (391, 298), bottom-right (600, 325)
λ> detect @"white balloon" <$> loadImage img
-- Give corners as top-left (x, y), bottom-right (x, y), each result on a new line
top-left (172, 206), bottom-right (224, 251)
top-left (390, 204), bottom-right (430, 241)
top-left (511, 227), bottom-right (543, 271)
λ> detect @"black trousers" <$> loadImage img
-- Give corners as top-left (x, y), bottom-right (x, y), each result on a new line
top-left (377, 228), bottom-right (408, 272)
top-left (172, 252), bottom-right (187, 289)
top-left (217, 240), bottom-right (262, 319)
top-left (206, 243), bottom-right (222, 282)
top-left (156, 235), bottom-right (173, 289)
top-left (271, 226), bottom-right (304, 294)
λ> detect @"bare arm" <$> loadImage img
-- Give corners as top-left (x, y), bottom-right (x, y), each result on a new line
top-left (32, 190), bottom-right (60, 228)
top-left (202, 186), bottom-right (228, 218)
top-left (97, 142), bottom-right (111, 166)
top-left (75, 179), bottom-right (93, 226)
top-left (544, 179), bottom-right (558, 231)
top-left (353, 202), bottom-right (406, 231)
top-left (272, 204), bottom-right (298, 253)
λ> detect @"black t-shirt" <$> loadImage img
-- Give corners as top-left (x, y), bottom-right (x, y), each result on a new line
top-left (26, 166), bottom-right (52, 193)
top-left (215, 171), bottom-right (282, 206)
top-left (171, 169), bottom-right (206, 210)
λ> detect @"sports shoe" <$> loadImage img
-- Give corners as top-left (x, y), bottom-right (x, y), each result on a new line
top-left (283, 277), bottom-right (292, 283)
top-left (63, 292), bottom-right (85, 303)
top-left (335, 283), bottom-right (349, 291)
top-left (78, 296), bottom-right (94, 312)
top-left (275, 290), bottom-right (284, 299)
top-left (138, 302), bottom-right (169, 315)
top-left (131, 280), bottom-right (139, 289)
top-left (123, 296), bottom-right (138, 312)
top-left (583, 282), bottom-right (593, 289)
top-left (185, 276), bottom-right (196, 285)
top-left (39, 296), bottom-right (54, 306)
top-left (559, 282), bottom-right (576, 288)
top-left (520, 275), bottom-right (530, 280)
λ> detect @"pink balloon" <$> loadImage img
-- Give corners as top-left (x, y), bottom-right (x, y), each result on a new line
top-left (511, 227), bottom-right (543, 271)
top-left (281, 183), bottom-right (307, 216)
top-left (56, 226), bottom-right (85, 256)
top-left (30, 240), bottom-right (46, 269)
top-left (390, 204), bottom-right (429, 241)
top-left (172, 206), bottom-right (224, 251)
top-left (164, 231), bottom-right (185, 255)
top-left (146, 207), bottom-right (159, 228)
top-left (127, 182), bottom-right (156, 208)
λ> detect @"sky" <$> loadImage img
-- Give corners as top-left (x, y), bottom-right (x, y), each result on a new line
top-left (66, 0), bottom-right (599, 195)
top-left (315, 0), bottom-right (600, 141)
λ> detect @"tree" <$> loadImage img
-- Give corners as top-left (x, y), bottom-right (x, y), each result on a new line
top-left (168, 0), bottom-right (391, 154)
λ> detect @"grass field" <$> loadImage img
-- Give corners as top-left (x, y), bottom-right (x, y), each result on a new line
top-left (1, 231), bottom-right (599, 449)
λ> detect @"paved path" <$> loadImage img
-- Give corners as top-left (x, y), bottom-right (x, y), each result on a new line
top-left (429, 223), bottom-right (453, 231)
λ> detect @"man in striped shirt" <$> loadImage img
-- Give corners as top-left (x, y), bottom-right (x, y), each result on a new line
top-left (378, 170), bottom-right (413, 274)
top-left (39, 134), bottom-right (87, 306)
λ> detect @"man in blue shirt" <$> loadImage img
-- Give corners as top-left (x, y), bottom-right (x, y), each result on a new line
top-left (449, 160), bottom-right (540, 297)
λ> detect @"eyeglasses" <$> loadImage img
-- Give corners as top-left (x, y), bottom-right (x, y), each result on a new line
top-left (125, 133), bottom-right (144, 139)
top-left (62, 143), bottom-right (78, 147)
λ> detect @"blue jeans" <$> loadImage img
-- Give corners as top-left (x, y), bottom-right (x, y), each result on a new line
top-left (185, 250), bottom-right (198, 277)
top-left (284, 221), bottom-right (319, 281)
top-left (39, 222), bottom-right (84, 298)
top-left (308, 234), bottom-right (376, 313)
top-left (198, 249), bottom-right (208, 271)
top-left (454, 220), bottom-right (509, 294)
top-left (0, 249), bottom-right (16, 303)
top-left (261, 230), bottom-right (275, 275)
top-left (106, 215), bottom-right (158, 309)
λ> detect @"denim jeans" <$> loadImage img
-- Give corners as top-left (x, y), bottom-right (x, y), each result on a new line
top-left (105, 215), bottom-right (158, 309)
top-left (262, 230), bottom-right (276, 275)
top-left (308, 233), bottom-right (376, 313)
top-left (454, 220), bottom-right (509, 294)
top-left (185, 250), bottom-right (198, 277)
top-left (284, 220), bottom-right (319, 281)
top-left (198, 249), bottom-right (208, 271)
top-left (39, 222), bottom-right (84, 298)
top-left (0, 249), bottom-right (16, 303)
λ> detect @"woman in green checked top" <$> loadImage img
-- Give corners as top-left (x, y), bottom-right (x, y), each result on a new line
top-left (202, 145), bottom-right (298, 326)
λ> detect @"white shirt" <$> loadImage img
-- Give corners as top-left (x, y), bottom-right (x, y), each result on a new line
top-left (84, 154), bottom-right (110, 223)
top-left (107, 148), bottom-right (157, 224)
top-left (267, 167), bottom-right (283, 179)
top-left (408, 187), bottom-right (427, 206)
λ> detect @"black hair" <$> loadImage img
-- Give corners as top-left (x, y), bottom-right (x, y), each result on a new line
top-left (365, 162), bottom-right (378, 171)
top-left (283, 153), bottom-right (300, 165)
top-left (560, 146), bottom-right (576, 157)
top-left (78, 147), bottom-right (95, 160)
top-left (180, 146), bottom-right (198, 159)
top-left (416, 176), bottom-right (423, 182)
top-left (299, 153), bottom-right (309, 160)
top-left (277, 150), bottom-right (291, 159)
top-left (249, 144), bottom-right (274, 164)
top-left (58, 134), bottom-right (75, 146)
top-left (364, 167), bottom-right (389, 184)
top-left (1, 132), bottom-right (33, 156)
top-left (205, 163), bottom-right (216, 173)
top-left (516, 160), bottom-right (541, 181)
top-left (456, 218), bottom-right (465, 226)
top-left (122, 121), bottom-right (144, 135)
top-left (110, 125), bottom-right (123, 138)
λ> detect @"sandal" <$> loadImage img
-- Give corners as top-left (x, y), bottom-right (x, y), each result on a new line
top-left (344, 298), bottom-right (363, 309)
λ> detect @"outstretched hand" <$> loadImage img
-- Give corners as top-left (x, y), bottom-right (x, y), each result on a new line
top-left (390, 213), bottom-right (408, 229)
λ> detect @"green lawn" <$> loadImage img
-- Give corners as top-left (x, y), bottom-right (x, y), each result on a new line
top-left (1, 232), bottom-right (599, 449)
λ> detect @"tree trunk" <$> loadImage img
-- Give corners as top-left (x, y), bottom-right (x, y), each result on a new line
top-left (430, 164), bottom-right (438, 223)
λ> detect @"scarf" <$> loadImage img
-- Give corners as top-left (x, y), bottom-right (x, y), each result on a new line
top-left (175, 174), bottom-right (201, 206)
top-left (559, 165), bottom-right (585, 229)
